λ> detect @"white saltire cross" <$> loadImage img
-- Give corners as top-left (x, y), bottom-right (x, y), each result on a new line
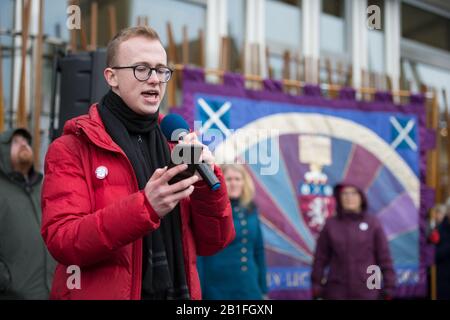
top-left (390, 116), bottom-right (417, 151)
top-left (197, 98), bottom-right (232, 137)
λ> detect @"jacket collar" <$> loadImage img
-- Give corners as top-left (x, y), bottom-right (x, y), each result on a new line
top-left (63, 104), bottom-right (165, 155)
top-left (339, 210), bottom-right (366, 220)
top-left (9, 166), bottom-right (43, 190)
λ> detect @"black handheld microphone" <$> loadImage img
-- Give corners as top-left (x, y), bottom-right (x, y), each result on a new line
top-left (160, 114), bottom-right (221, 191)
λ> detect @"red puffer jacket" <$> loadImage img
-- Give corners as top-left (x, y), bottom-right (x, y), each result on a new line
top-left (41, 105), bottom-right (235, 300)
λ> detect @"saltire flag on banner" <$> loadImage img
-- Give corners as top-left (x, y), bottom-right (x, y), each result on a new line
top-left (173, 68), bottom-right (436, 299)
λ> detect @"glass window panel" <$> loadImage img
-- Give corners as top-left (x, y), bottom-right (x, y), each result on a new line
top-left (0, 1), bottom-right (14, 126)
top-left (402, 2), bottom-right (450, 52)
top-left (266, 0), bottom-right (301, 79)
top-left (227, 0), bottom-right (245, 71)
top-left (129, 0), bottom-right (206, 47)
top-left (321, 0), bottom-right (347, 58)
top-left (320, 13), bottom-right (345, 54)
top-left (265, 0), bottom-right (301, 50)
top-left (0, 0), bottom-right (14, 30)
top-left (44, 0), bottom-right (70, 40)
top-left (368, 29), bottom-right (384, 73)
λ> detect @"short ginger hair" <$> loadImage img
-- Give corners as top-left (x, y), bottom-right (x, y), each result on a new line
top-left (106, 26), bottom-right (162, 67)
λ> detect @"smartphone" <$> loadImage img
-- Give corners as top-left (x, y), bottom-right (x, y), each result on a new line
top-left (168, 144), bottom-right (203, 185)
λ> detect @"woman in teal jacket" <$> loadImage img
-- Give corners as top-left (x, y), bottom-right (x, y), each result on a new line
top-left (198, 164), bottom-right (268, 300)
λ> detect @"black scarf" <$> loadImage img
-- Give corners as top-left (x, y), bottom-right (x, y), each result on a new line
top-left (98, 90), bottom-right (190, 300)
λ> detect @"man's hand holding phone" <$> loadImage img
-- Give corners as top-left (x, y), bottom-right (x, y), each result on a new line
top-left (144, 132), bottom-right (217, 219)
top-left (144, 164), bottom-right (199, 219)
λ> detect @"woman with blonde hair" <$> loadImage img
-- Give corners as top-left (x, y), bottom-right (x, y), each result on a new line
top-left (198, 164), bottom-right (268, 299)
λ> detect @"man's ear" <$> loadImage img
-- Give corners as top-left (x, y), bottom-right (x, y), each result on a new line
top-left (104, 68), bottom-right (118, 87)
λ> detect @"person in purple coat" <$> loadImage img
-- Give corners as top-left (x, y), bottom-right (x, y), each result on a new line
top-left (311, 183), bottom-right (396, 300)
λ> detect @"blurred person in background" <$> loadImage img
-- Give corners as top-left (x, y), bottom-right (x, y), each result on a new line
top-left (198, 164), bottom-right (268, 300)
top-left (434, 203), bottom-right (447, 227)
top-left (0, 128), bottom-right (55, 299)
top-left (436, 197), bottom-right (450, 300)
top-left (311, 183), bottom-right (396, 300)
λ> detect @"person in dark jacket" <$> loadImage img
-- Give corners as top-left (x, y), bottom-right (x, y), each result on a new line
top-left (0, 128), bottom-right (55, 299)
top-left (198, 164), bottom-right (268, 300)
top-left (311, 183), bottom-right (396, 300)
top-left (436, 201), bottom-right (450, 300)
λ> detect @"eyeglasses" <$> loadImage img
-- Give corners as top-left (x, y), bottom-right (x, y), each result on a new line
top-left (111, 64), bottom-right (173, 83)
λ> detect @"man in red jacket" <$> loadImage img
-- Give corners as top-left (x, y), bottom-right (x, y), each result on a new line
top-left (41, 26), bottom-right (235, 300)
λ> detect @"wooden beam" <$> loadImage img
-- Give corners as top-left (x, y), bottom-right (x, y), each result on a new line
top-left (326, 58), bottom-right (338, 98)
top-left (70, 29), bottom-right (77, 52)
top-left (295, 52), bottom-right (301, 81)
top-left (167, 73), bottom-right (176, 108)
top-left (89, 1), bottom-right (98, 51)
top-left (32, 0), bottom-right (44, 167)
top-left (282, 50), bottom-right (291, 80)
top-left (370, 72), bottom-right (376, 90)
top-left (240, 41), bottom-right (247, 74)
top-left (182, 25), bottom-right (189, 65)
top-left (424, 82), bottom-right (433, 181)
top-left (424, 88), bottom-right (438, 314)
top-left (317, 58), bottom-right (321, 84)
top-left (303, 56), bottom-right (310, 83)
top-left (69, 0), bottom-right (77, 52)
top-left (325, 58), bottom-right (333, 85)
top-left (421, 84), bottom-right (431, 128)
top-left (385, 74), bottom-right (392, 91)
top-left (219, 36), bottom-right (225, 70)
top-left (255, 43), bottom-right (261, 78)
top-left (430, 88), bottom-right (440, 301)
top-left (226, 37), bottom-right (232, 72)
top-left (429, 204), bottom-right (438, 301)
top-left (361, 69), bottom-right (366, 89)
top-left (80, 17), bottom-right (88, 51)
top-left (249, 43), bottom-right (257, 77)
top-left (220, 36), bottom-right (230, 72)
top-left (198, 29), bottom-right (205, 68)
top-left (166, 22), bottom-right (178, 64)
top-left (166, 22), bottom-right (177, 107)
top-left (434, 89), bottom-right (442, 204)
top-left (16, 0), bottom-right (31, 128)
top-left (295, 52), bottom-right (303, 94)
top-left (426, 87), bottom-right (439, 192)
top-left (108, 5), bottom-right (117, 40)
top-left (346, 64), bottom-right (353, 87)
top-left (0, 44), bottom-right (4, 132)
top-left (266, 46), bottom-right (273, 79)
top-left (444, 89), bottom-right (450, 199)
top-left (336, 61), bottom-right (343, 86)
top-left (362, 69), bottom-right (372, 100)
